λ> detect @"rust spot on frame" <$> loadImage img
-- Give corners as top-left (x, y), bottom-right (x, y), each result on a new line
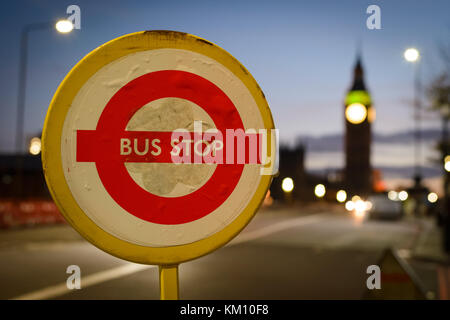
top-left (240, 65), bottom-right (249, 75)
top-left (196, 38), bottom-right (213, 46)
top-left (143, 30), bottom-right (188, 38)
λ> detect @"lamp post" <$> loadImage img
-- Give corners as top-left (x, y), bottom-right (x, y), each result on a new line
top-left (403, 48), bottom-right (422, 186)
top-left (15, 19), bottom-right (73, 197)
top-left (440, 107), bottom-right (449, 252)
top-left (16, 20), bottom-right (74, 152)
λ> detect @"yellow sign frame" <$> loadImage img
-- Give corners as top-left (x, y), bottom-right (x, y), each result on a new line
top-left (42, 30), bottom-right (274, 266)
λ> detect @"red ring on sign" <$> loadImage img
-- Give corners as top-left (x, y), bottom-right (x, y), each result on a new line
top-left (93, 70), bottom-right (244, 225)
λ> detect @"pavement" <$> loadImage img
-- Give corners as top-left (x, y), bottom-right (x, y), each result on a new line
top-left (408, 217), bottom-right (450, 300)
top-left (0, 204), bottom-right (449, 300)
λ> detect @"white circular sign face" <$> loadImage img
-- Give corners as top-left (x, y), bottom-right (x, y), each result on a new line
top-left (43, 31), bottom-right (275, 264)
top-left (62, 48), bottom-right (266, 247)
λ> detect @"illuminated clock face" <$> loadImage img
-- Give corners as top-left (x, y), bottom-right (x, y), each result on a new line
top-left (345, 103), bottom-right (367, 124)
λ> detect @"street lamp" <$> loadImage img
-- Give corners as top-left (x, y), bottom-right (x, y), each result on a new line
top-left (55, 20), bottom-right (74, 33)
top-left (404, 48), bottom-right (420, 62)
top-left (16, 19), bottom-right (74, 153)
top-left (15, 19), bottom-right (74, 197)
top-left (403, 47), bottom-right (422, 186)
top-left (446, 155), bottom-right (450, 173)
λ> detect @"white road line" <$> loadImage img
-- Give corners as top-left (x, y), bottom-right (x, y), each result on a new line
top-left (321, 232), bottom-right (358, 249)
top-left (11, 213), bottom-right (326, 300)
top-left (230, 213), bottom-right (326, 245)
top-left (12, 263), bottom-right (153, 300)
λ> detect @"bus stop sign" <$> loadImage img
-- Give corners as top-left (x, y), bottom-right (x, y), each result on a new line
top-left (42, 30), bottom-right (276, 298)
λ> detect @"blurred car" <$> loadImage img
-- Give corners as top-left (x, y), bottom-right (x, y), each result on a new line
top-left (366, 194), bottom-right (403, 220)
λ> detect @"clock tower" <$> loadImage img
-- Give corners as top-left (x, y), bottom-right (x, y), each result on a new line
top-left (344, 56), bottom-right (374, 196)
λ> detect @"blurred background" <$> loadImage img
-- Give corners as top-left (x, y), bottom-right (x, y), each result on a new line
top-left (0, 0), bottom-right (449, 300)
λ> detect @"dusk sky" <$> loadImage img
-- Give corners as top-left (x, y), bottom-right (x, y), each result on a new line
top-left (0, 0), bottom-right (449, 177)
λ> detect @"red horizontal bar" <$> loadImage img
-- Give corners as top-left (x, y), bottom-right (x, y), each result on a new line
top-left (76, 130), bottom-right (264, 164)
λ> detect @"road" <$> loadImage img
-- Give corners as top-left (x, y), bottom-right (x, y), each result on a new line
top-left (0, 205), bottom-right (446, 299)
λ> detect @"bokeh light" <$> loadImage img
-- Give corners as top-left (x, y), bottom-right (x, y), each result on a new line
top-left (29, 137), bottom-right (41, 155)
top-left (314, 184), bottom-right (326, 198)
top-left (281, 177), bottom-right (294, 193)
top-left (388, 190), bottom-right (398, 201)
top-left (354, 199), bottom-right (366, 212)
top-left (427, 192), bottom-right (438, 203)
top-left (336, 190), bottom-right (347, 203)
top-left (398, 190), bottom-right (408, 201)
top-left (345, 201), bottom-right (355, 211)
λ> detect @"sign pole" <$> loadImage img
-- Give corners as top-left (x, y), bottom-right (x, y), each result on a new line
top-left (159, 264), bottom-right (179, 300)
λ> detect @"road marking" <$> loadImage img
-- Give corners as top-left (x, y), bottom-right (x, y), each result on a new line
top-left (321, 232), bottom-right (358, 249)
top-left (230, 213), bottom-right (326, 245)
top-left (12, 263), bottom-right (153, 300)
top-left (11, 213), bottom-right (325, 300)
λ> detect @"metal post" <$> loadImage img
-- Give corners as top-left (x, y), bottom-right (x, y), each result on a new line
top-left (413, 61), bottom-right (422, 183)
top-left (443, 116), bottom-right (450, 253)
top-left (15, 22), bottom-right (51, 152)
top-left (14, 28), bottom-right (29, 197)
top-left (14, 22), bottom-right (52, 197)
top-left (16, 29), bottom-right (28, 153)
top-left (159, 264), bottom-right (179, 300)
